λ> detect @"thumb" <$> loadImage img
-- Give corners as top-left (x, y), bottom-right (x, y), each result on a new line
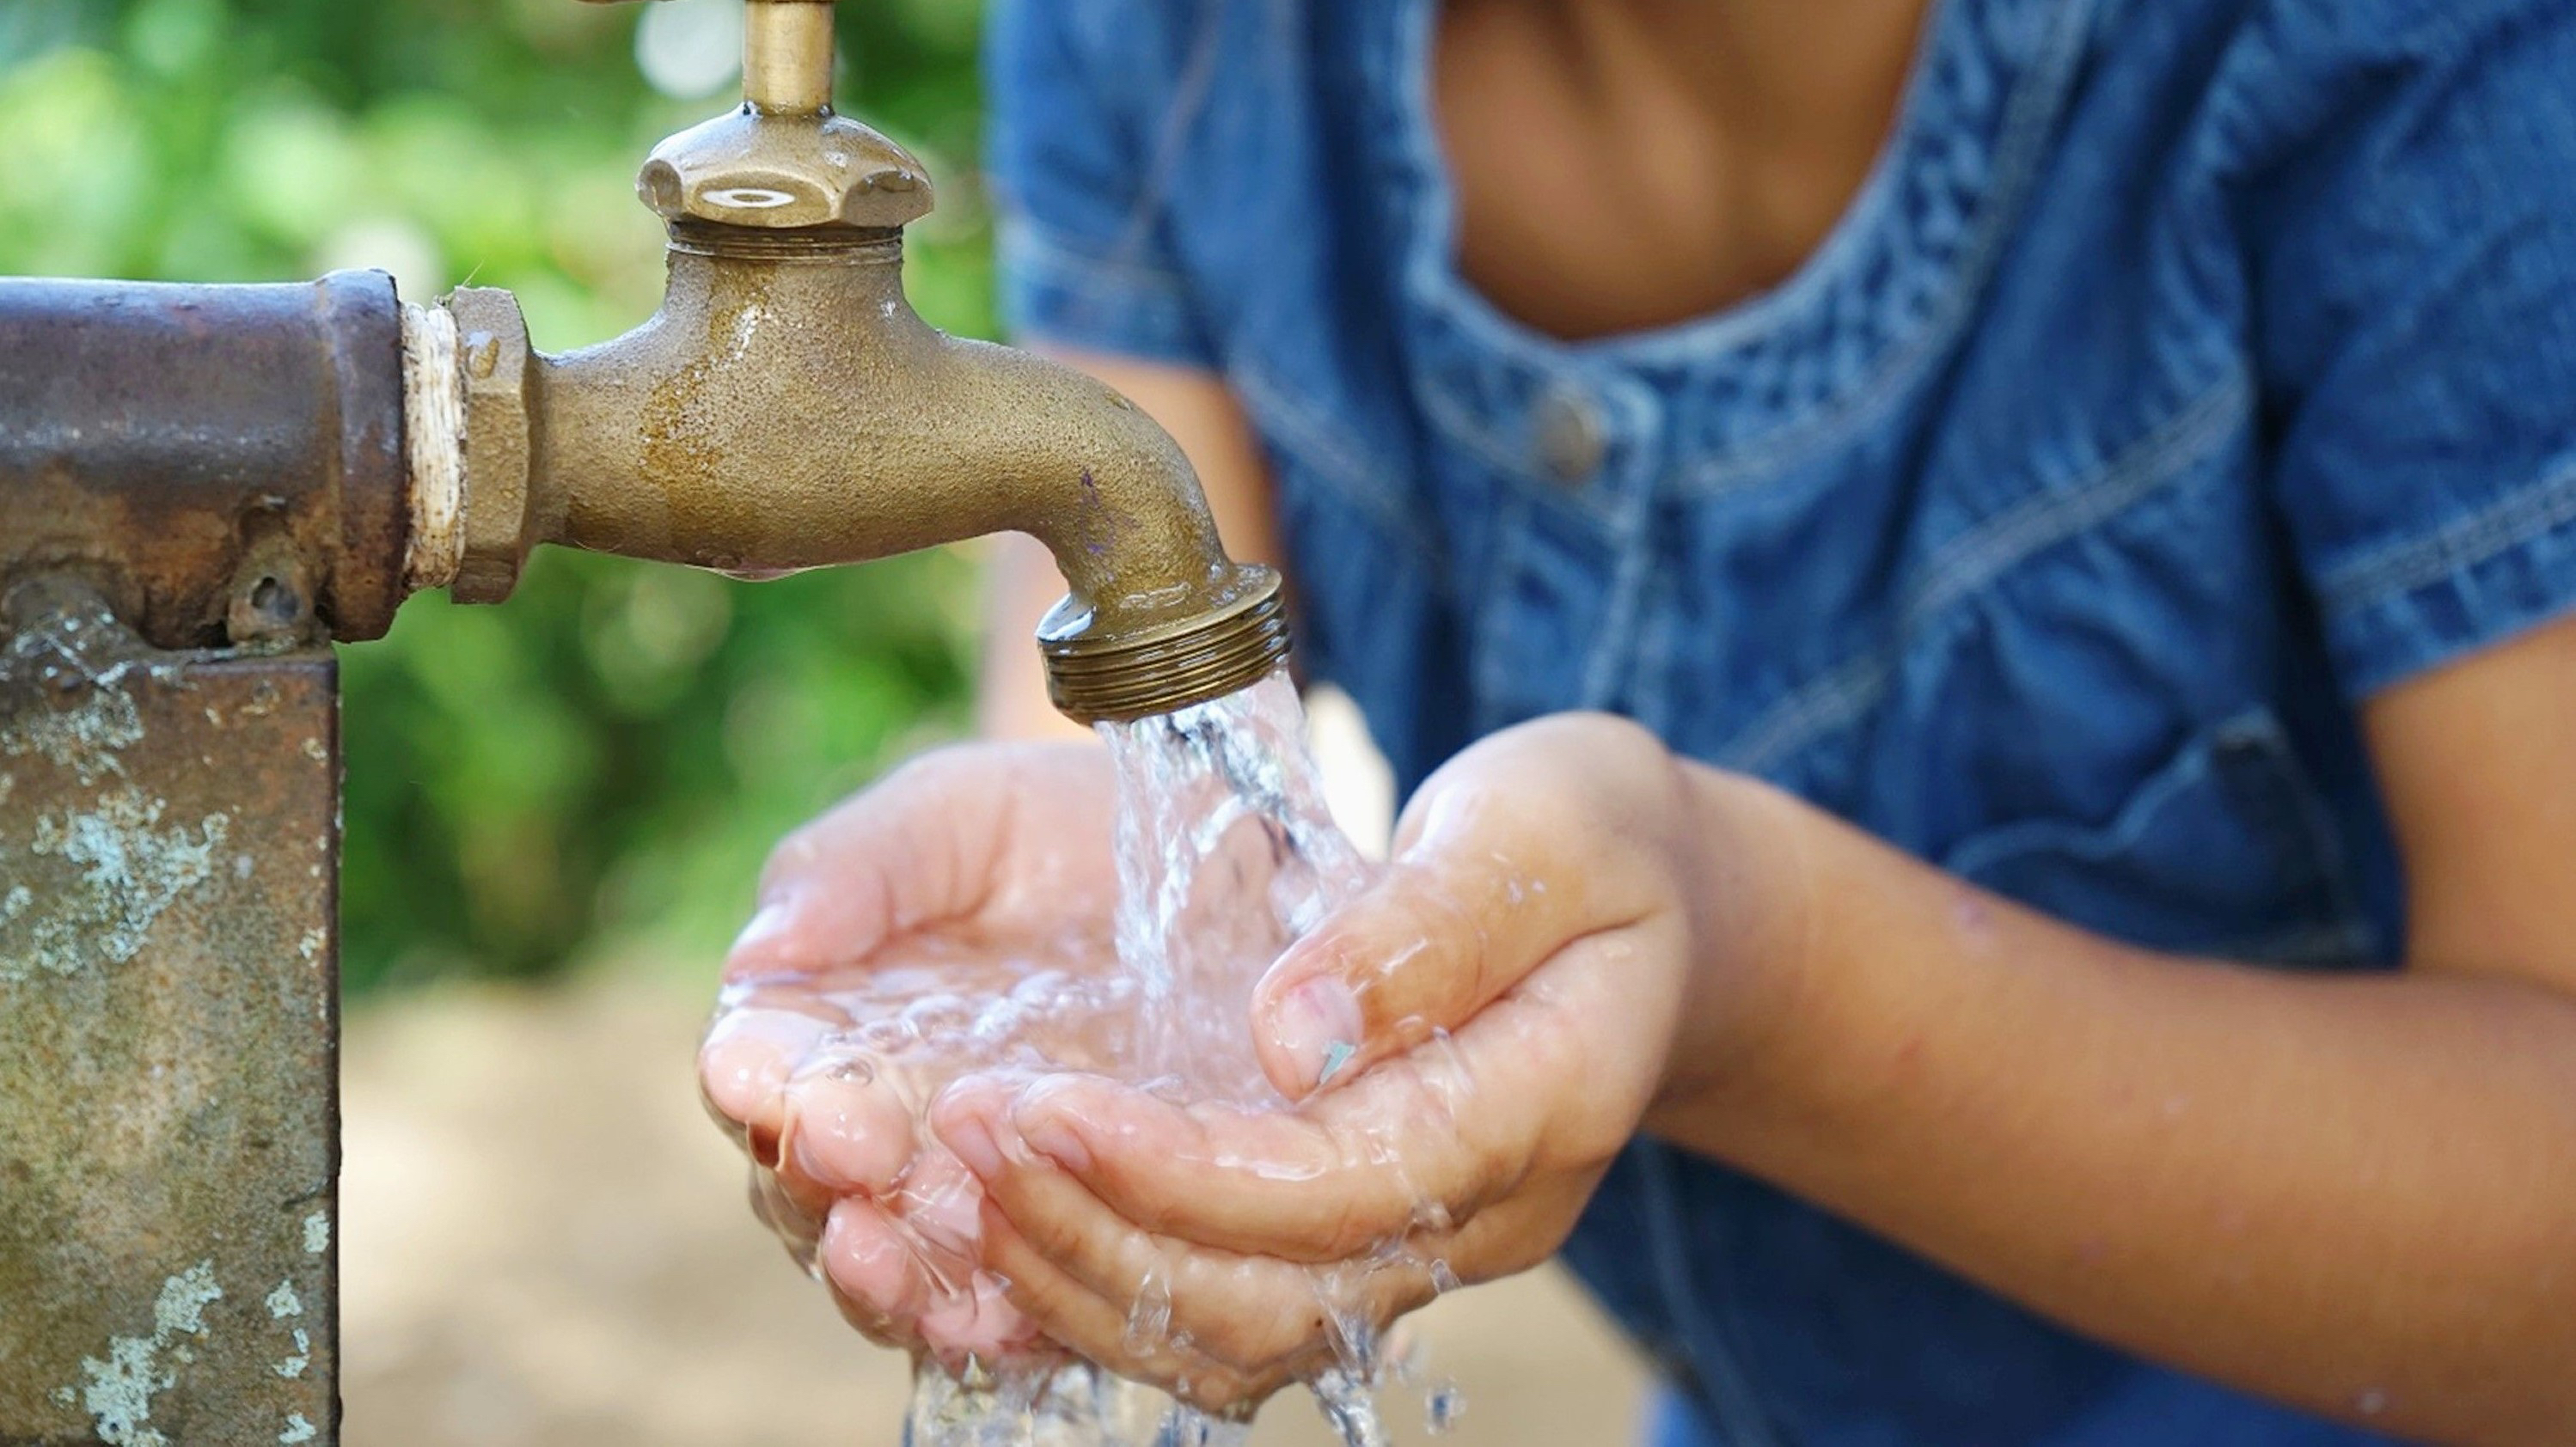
top-left (1248, 779), bottom-right (1618, 1097)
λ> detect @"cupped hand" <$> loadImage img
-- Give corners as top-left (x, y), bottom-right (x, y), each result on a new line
top-left (697, 740), bottom-right (1132, 1369)
top-left (928, 714), bottom-right (1798, 1412)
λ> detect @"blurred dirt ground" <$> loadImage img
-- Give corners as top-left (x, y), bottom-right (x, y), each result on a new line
top-left (340, 977), bottom-right (1649, 1446)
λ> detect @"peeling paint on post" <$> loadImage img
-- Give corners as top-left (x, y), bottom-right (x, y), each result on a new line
top-left (0, 580), bottom-right (338, 1446)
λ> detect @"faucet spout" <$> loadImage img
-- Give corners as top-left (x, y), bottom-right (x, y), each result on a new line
top-left (422, 225), bottom-right (1286, 723)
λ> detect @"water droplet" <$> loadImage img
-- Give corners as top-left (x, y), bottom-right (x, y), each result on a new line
top-left (1425, 1383), bottom-right (1465, 1433)
top-left (1122, 1270), bottom-right (1174, 1357)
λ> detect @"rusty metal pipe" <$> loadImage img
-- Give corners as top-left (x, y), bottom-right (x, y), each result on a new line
top-left (0, 272), bottom-right (409, 648)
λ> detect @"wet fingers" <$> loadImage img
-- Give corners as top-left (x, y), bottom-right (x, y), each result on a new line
top-left (996, 1075), bottom-right (1423, 1263)
top-left (782, 1059), bottom-right (919, 1194)
top-left (975, 1199), bottom-right (1283, 1416)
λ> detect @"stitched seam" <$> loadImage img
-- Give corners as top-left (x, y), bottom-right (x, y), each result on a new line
top-left (1471, 490), bottom-right (1535, 734)
top-left (1675, 0), bottom-right (2102, 497)
top-left (2224, 919), bottom-right (2381, 968)
top-left (1718, 374), bottom-right (2251, 772)
top-left (1918, 379), bottom-right (2249, 620)
top-left (1941, 705), bottom-right (2380, 965)
top-left (1581, 504), bottom-right (1660, 710)
top-left (1943, 737), bottom-right (2218, 881)
top-left (2316, 450), bottom-right (2576, 618)
top-left (1410, 367), bottom-right (1543, 479)
top-left (1636, 1144), bottom-right (1788, 1447)
top-left (1105, 0), bottom-right (1229, 272)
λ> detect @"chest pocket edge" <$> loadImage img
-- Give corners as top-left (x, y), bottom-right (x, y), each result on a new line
top-left (1937, 706), bottom-right (2383, 968)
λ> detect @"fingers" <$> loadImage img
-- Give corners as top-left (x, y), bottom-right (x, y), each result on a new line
top-left (989, 1075), bottom-right (1453, 1262)
top-left (701, 998), bottom-right (926, 1196)
top-left (916, 1268), bottom-right (1043, 1367)
top-left (701, 1004), bottom-right (837, 1139)
top-left (965, 1142), bottom-right (1559, 1411)
top-left (727, 742), bottom-right (1116, 980)
top-left (728, 751), bottom-right (1011, 979)
top-left (816, 1194), bottom-right (1045, 1365)
top-left (1251, 789), bottom-right (1637, 1099)
top-left (973, 1201), bottom-right (1281, 1414)
top-left (990, 1004), bottom-right (1561, 1263)
top-left (993, 913), bottom-right (1671, 1266)
top-left (782, 1059), bottom-right (917, 1195)
top-left (819, 1196), bottom-right (931, 1330)
top-left (966, 1112), bottom-right (1335, 1372)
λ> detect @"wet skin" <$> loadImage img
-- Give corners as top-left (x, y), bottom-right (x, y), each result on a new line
top-left (703, 715), bottom-right (1724, 1408)
top-left (701, 742), bottom-right (1126, 1368)
top-left (698, 0), bottom-right (2576, 1432)
top-left (712, 614), bottom-right (2576, 1442)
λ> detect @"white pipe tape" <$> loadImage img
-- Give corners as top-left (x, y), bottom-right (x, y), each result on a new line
top-left (399, 302), bottom-right (466, 591)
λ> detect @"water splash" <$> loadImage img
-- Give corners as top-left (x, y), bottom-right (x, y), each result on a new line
top-left (716, 673), bottom-right (1453, 1444)
top-left (1100, 671), bottom-right (1374, 1107)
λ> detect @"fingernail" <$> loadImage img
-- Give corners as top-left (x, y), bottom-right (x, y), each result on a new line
top-left (1271, 976), bottom-right (1364, 1093)
top-left (731, 899), bottom-right (797, 958)
top-left (792, 1126), bottom-right (831, 1183)
top-left (1319, 1041), bottom-right (1356, 1084)
top-left (945, 1115), bottom-right (1006, 1181)
top-left (1019, 1115), bottom-right (1094, 1175)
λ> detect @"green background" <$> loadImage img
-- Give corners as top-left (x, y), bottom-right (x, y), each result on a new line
top-left (0, 0), bottom-right (990, 990)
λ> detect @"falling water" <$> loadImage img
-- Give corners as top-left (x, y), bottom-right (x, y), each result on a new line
top-left (711, 671), bottom-right (1458, 1444)
top-left (1099, 670), bottom-right (1375, 1106)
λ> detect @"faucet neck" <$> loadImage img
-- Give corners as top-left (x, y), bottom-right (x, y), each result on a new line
top-left (653, 223), bottom-right (917, 345)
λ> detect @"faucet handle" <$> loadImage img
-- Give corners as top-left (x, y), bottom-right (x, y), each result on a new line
top-left (633, 0), bottom-right (934, 231)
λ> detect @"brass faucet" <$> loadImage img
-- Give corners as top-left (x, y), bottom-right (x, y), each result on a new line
top-left (403, 0), bottom-right (1287, 723)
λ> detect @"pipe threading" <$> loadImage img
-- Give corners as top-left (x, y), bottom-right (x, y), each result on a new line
top-left (1042, 577), bottom-right (1293, 724)
top-left (664, 219), bottom-right (903, 263)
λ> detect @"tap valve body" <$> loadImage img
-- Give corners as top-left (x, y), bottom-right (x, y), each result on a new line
top-left (402, 0), bottom-right (1288, 723)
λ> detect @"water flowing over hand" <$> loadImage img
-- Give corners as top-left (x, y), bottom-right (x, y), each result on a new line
top-left (698, 741), bottom-right (1130, 1368)
top-left (699, 675), bottom-right (1413, 1437)
top-left (698, 693), bottom-right (1791, 1438)
top-left (932, 715), bottom-right (1783, 1413)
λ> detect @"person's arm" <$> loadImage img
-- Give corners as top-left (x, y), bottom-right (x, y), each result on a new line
top-left (1637, 613), bottom-right (2576, 1444)
top-left (938, 615), bottom-right (2576, 1439)
top-left (977, 349), bottom-right (1286, 741)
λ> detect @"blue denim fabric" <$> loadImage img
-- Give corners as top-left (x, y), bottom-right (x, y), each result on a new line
top-left (985, 0), bottom-right (2576, 1439)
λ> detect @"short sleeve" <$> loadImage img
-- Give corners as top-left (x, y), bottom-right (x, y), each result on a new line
top-left (982, 0), bottom-right (1215, 366)
top-left (2251, 3), bottom-right (2576, 699)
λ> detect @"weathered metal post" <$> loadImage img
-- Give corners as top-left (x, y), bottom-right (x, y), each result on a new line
top-left (0, 272), bottom-right (406, 1445)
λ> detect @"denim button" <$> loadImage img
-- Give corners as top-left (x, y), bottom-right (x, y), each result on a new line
top-left (1534, 382), bottom-right (1606, 485)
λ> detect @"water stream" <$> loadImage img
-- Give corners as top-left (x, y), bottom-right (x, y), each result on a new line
top-left (707, 672), bottom-right (1457, 1444)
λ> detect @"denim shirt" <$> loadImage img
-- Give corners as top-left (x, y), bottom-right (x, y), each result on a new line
top-left (984, 0), bottom-right (2576, 1440)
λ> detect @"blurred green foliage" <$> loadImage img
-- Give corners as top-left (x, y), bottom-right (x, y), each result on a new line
top-left (0, 0), bottom-right (990, 988)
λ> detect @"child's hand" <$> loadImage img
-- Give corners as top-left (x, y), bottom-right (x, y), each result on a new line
top-left (929, 715), bottom-right (1798, 1411)
top-left (696, 741), bottom-right (1131, 1368)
